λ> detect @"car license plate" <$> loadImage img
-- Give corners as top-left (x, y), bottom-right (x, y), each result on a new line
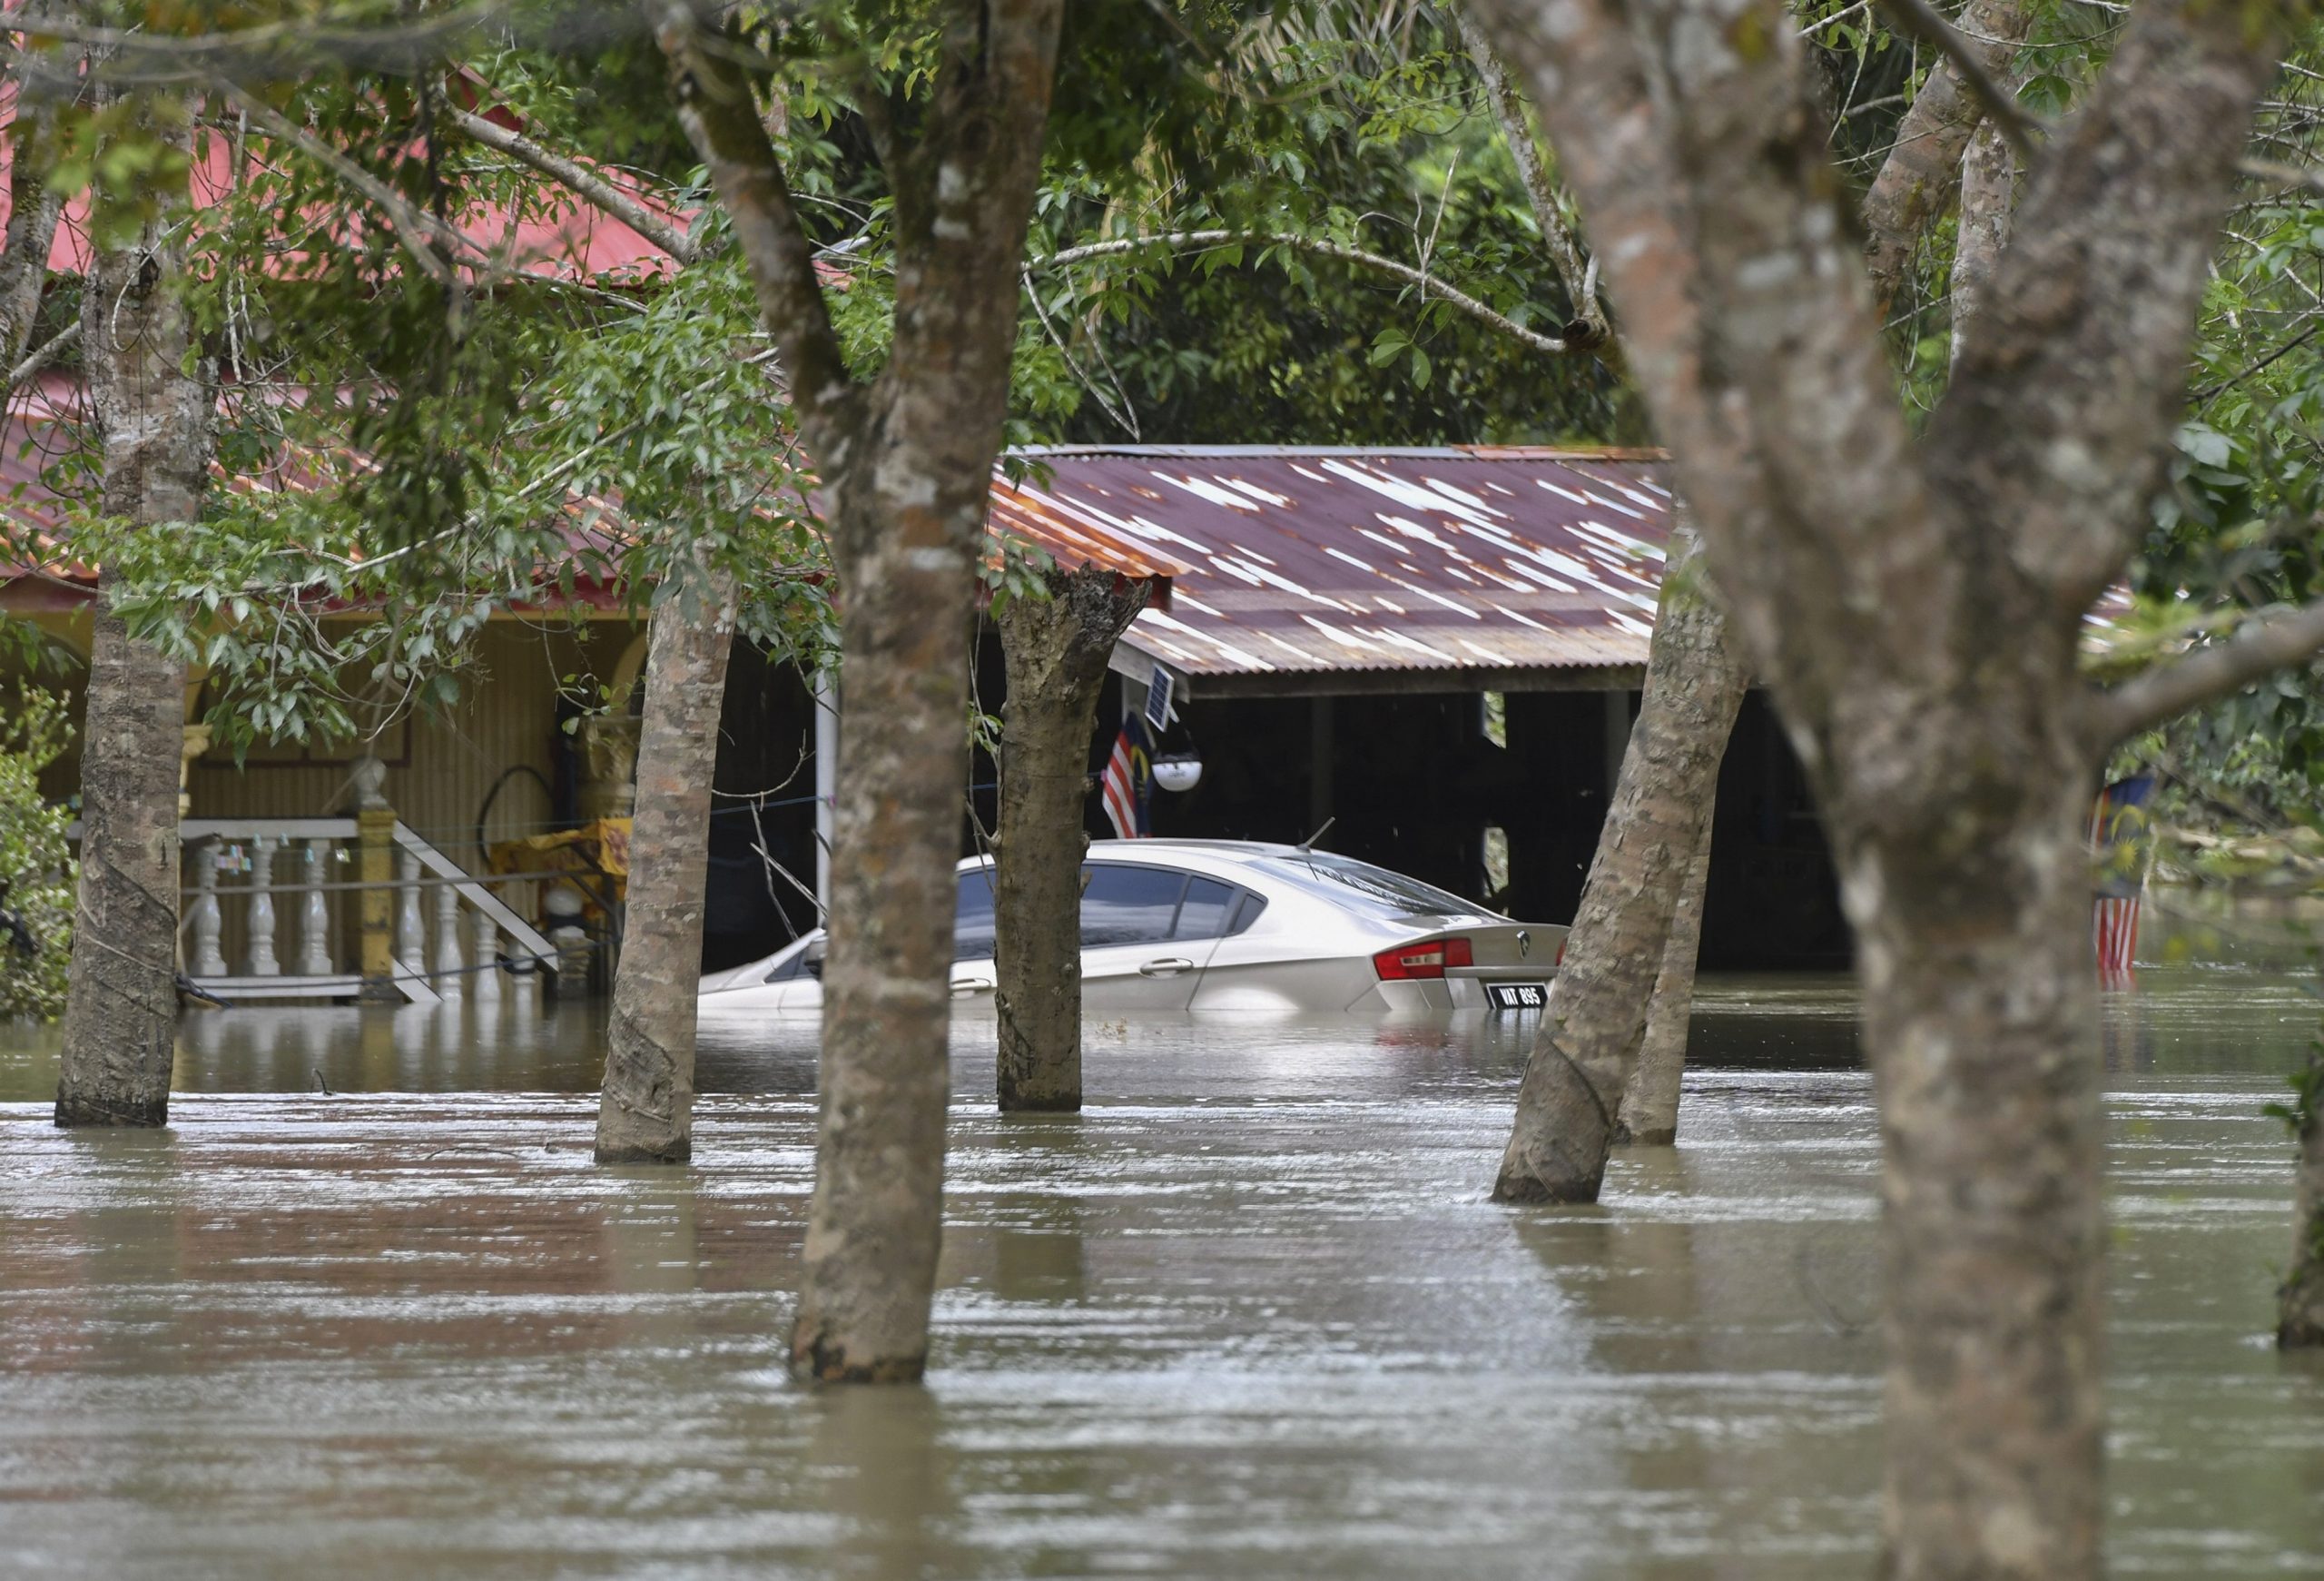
top-left (1487, 982), bottom-right (1548, 1013)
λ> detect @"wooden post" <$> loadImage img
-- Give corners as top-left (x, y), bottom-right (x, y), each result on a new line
top-left (247, 833), bottom-right (280, 976)
top-left (356, 809), bottom-right (398, 1003)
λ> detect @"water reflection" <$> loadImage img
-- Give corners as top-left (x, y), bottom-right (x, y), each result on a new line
top-left (0, 946), bottom-right (2320, 1577)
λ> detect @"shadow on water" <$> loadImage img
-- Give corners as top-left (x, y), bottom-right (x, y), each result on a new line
top-left (0, 911), bottom-right (2320, 1577)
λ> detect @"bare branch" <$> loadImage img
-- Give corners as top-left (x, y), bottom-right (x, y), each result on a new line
top-left (2093, 598), bottom-right (2324, 745)
top-left (219, 83), bottom-right (456, 285)
top-left (650, 0), bottom-right (852, 422)
top-left (2240, 156), bottom-right (2324, 199)
top-left (1875, 0), bottom-right (2050, 158)
top-left (1030, 229), bottom-right (1572, 356)
top-left (5, 319), bottom-right (79, 391)
top-left (448, 106), bottom-right (701, 265)
top-left (5, 3), bottom-right (509, 78)
top-left (1455, 7), bottom-right (1602, 341)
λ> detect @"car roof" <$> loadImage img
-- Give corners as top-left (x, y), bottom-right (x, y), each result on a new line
top-left (955, 839), bottom-right (1309, 873)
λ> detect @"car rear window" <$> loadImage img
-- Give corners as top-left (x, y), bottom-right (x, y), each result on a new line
top-left (1252, 852), bottom-right (1482, 921)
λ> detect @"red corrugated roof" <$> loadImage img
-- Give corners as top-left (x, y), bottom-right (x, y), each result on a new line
top-left (0, 88), bottom-right (688, 285)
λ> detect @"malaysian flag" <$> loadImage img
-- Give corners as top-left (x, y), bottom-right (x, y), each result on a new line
top-left (1099, 714), bottom-right (1153, 839)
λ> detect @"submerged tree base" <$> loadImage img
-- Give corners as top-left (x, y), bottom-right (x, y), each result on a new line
top-left (53, 1093), bottom-right (169, 1129)
top-left (2280, 1284), bottom-right (2324, 1349)
top-left (790, 1332), bottom-right (929, 1385)
top-left (595, 1139), bottom-right (693, 1166)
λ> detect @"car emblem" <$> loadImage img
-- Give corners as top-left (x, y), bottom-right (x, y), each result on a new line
top-left (1516, 930), bottom-right (1531, 958)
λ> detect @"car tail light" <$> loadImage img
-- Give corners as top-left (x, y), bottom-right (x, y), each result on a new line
top-left (1373, 936), bottom-right (1473, 980)
top-left (1556, 938), bottom-right (1567, 966)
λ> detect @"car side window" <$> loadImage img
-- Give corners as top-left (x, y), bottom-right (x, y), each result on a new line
top-left (955, 867), bottom-right (998, 962)
top-left (1173, 876), bottom-right (1238, 941)
top-left (1224, 891), bottom-right (1268, 936)
top-left (1080, 865), bottom-right (1189, 948)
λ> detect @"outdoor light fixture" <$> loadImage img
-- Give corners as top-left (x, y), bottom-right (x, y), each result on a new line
top-left (1152, 753), bottom-right (1204, 793)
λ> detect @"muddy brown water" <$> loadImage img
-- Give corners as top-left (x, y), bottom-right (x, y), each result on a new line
top-left (3, 950), bottom-right (2322, 1577)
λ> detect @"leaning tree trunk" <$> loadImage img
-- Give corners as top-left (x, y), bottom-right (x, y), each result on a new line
top-left (992, 565), bottom-right (1147, 1112)
top-left (2280, 1039), bottom-right (2324, 1347)
top-left (596, 566), bottom-right (740, 1164)
top-left (54, 174), bottom-right (210, 1129)
top-left (1614, 792), bottom-right (1715, 1146)
top-left (1493, 523), bottom-right (1746, 1201)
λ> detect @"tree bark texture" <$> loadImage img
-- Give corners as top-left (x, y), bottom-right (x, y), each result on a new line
top-left (1614, 790), bottom-right (1714, 1147)
top-left (0, 87), bottom-right (65, 374)
top-left (596, 567), bottom-right (739, 1164)
top-left (2280, 1047), bottom-right (2324, 1347)
top-left (655, 0), bottom-right (1067, 1383)
top-left (1493, 524), bottom-right (1746, 1202)
top-left (1857, 0), bottom-right (2031, 315)
top-left (1465, 0), bottom-right (2283, 1571)
top-left (54, 163), bottom-right (210, 1130)
top-left (1949, 127), bottom-right (2018, 369)
top-left (992, 566), bottom-right (1148, 1112)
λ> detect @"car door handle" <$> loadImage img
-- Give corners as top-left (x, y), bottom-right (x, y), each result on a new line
top-left (1137, 957), bottom-right (1196, 977)
top-left (950, 975), bottom-right (995, 997)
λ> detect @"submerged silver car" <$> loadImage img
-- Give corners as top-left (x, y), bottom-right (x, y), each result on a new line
top-left (698, 839), bottom-right (1570, 1016)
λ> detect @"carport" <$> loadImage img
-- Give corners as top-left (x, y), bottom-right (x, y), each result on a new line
top-left (989, 445), bottom-right (1847, 971)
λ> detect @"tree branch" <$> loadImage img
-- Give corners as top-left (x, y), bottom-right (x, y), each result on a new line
top-left (649, 0), bottom-right (851, 421)
top-left (219, 83), bottom-right (457, 285)
top-left (5, 318), bottom-right (79, 391)
top-left (2093, 598), bottom-right (2324, 745)
top-left (448, 106), bottom-right (702, 266)
top-left (1875, 0), bottom-right (2050, 159)
top-left (1858, 0), bottom-right (2034, 314)
top-left (1926, 0), bottom-right (2284, 608)
top-left (5, 3), bottom-right (507, 78)
top-left (1029, 230), bottom-right (1572, 356)
top-left (1454, 8), bottom-right (1602, 341)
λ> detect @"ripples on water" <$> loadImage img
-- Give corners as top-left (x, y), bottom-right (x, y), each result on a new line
top-left (1, 961), bottom-right (2321, 1578)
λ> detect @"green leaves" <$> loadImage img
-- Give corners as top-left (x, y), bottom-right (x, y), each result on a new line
top-left (0, 687), bottom-right (76, 1022)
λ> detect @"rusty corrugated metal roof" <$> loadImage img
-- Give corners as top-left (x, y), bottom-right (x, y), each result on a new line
top-left (987, 469), bottom-right (1188, 589)
top-left (1005, 447), bottom-right (1674, 681)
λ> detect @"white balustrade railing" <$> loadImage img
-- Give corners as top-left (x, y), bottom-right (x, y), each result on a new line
top-left (173, 818), bottom-right (559, 1003)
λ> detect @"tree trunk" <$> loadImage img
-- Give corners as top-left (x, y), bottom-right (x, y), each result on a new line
top-left (596, 567), bottom-right (740, 1164)
top-left (1831, 741), bottom-right (2103, 1581)
top-left (653, 0), bottom-right (1066, 1384)
top-left (1856, 0), bottom-right (2032, 316)
top-left (2280, 1043), bottom-right (2324, 1347)
top-left (1494, 523), bottom-right (1747, 1201)
top-left (1614, 791), bottom-right (1714, 1146)
top-left (788, 428), bottom-right (988, 1383)
top-left (54, 182), bottom-right (209, 1130)
top-left (0, 99), bottom-right (64, 373)
top-left (1950, 123), bottom-right (2016, 368)
top-left (991, 566), bottom-right (1148, 1112)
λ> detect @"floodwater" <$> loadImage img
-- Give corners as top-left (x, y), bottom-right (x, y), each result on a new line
top-left (3, 940), bottom-right (2322, 1576)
